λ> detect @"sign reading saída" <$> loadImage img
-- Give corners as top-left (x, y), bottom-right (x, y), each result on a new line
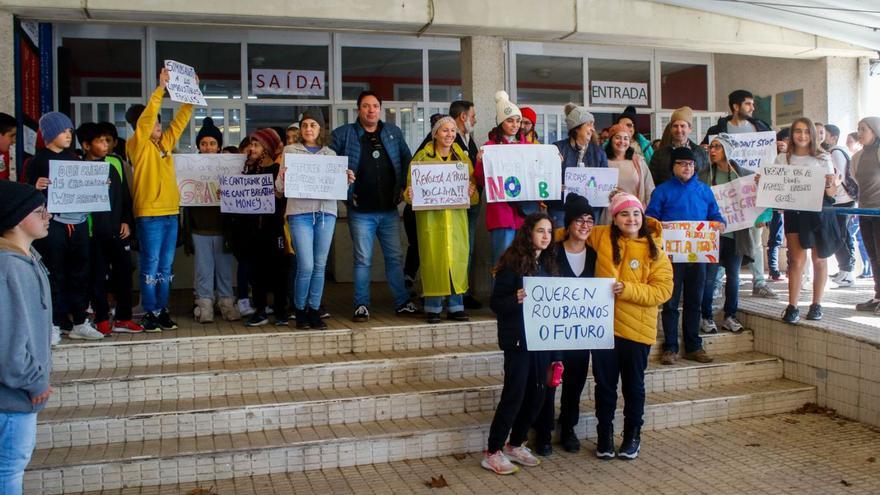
top-left (251, 69), bottom-right (325, 97)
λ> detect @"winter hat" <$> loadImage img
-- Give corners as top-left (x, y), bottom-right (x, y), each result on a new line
top-left (39, 112), bottom-right (74, 145)
top-left (711, 133), bottom-right (736, 162)
top-left (564, 103), bottom-right (595, 131)
top-left (616, 105), bottom-right (638, 125)
top-left (563, 193), bottom-right (594, 228)
top-left (494, 90), bottom-right (522, 124)
top-left (124, 104), bottom-right (160, 130)
top-left (431, 116), bottom-right (457, 138)
top-left (670, 146), bottom-right (697, 169)
top-left (860, 117), bottom-right (880, 145)
top-left (196, 117), bottom-right (223, 148)
top-left (669, 106), bottom-right (694, 127)
top-left (249, 128), bottom-right (283, 158)
top-left (607, 123), bottom-right (629, 139)
top-left (299, 107), bottom-right (325, 129)
top-left (521, 107), bottom-right (537, 125)
top-left (609, 191), bottom-right (644, 218)
top-left (0, 181), bottom-right (45, 233)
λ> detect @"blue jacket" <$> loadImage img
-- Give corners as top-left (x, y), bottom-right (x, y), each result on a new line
top-left (330, 119), bottom-right (413, 204)
top-left (550, 138), bottom-right (608, 213)
top-left (645, 174), bottom-right (725, 224)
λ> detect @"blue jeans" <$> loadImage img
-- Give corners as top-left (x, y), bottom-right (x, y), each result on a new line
top-left (767, 211), bottom-right (784, 274)
top-left (855, 217), bottom-right (871, 273)
top-left (348, 209), bottom-right (409, 309)
top-left (748, 226), bottom-right (768, 287)
top-left (0, 412), bottom-right (37, 495)
top-left (702, 237), bottom-right (743, 319)
top-left (290, 213), bottom-right (336, 310)
top-left (425, 294), bottom-right (464, 314)
top-left (192, 234), bottom-right (234, 299)
top-left (662, 263), bottom-right (706, 354)
top-left (490, 228), bottom-right (516, 267)
top-left (136, 215), bottom-right (178, 313)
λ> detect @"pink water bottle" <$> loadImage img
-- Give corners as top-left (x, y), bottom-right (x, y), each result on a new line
top-left (547, 361), bottom-right (564, 388)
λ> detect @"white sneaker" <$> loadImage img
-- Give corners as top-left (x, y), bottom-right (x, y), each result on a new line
top-left (700, 318), bottom-right (717, 334)
top-left (51, 325), bottom-right (62, 346)
top-left (502, 443), bottom-right (540, 467)
top-left (481, 450), bottom-right (518, 475)
top-left (835, 272), bottom-right (855, 288)
top-left (264, 306), bottom-right (274, 315)
top-left (69, 322), bottom-right (105, 340)
top-left (722, 316), bottom-right (744, 333)
top-left (237, 299), bottom-right (256, 317)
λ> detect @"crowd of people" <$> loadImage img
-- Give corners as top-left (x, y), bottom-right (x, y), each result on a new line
top-left (2, 65), bottom-right (880, 489)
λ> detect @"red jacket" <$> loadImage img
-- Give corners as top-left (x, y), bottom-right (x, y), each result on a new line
top-left (474, 135), bottom-right (530, 231)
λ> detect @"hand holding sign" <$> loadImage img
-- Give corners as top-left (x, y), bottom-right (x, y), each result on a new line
top-left (482, 145), bottom-right (562, 203)
top-left (661, 221), bottom-right (720, 263)
top-left (163, 60), bottom-right (206, 107)
top-left (410, 162), bottom-right (471, 211)
top-left (755, 165), bottom-right (825, 212)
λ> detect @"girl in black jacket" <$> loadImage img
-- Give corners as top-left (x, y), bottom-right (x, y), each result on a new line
top-left (482, 212), bottom-right (556, 475)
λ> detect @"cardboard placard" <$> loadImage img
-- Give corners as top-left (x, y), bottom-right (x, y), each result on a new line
top-left (564, 167), bottom-right (619, 207)
top-left (523, 277), bottom-right (616, 351)
top-left (482, 144), bottom-right (562, 203)
top-left (410, 162), bottom-right (470, 211)
top-left (164, 59), bottom-right (207, 107)
top-left (711, 176), bottom-right (765, 233)
top-left (755, 165), bottom-right (825, 212)
top-left (219, 174), bottom-right (275, 214)
top-left (174, 154), bottom-right (246, 207)
top-left (661, 221), bottom-right (720, 263)
top-left (47, 160), bottom-right (110, 213)
top-left (282, 153), bottom-right (349, 201)
top-left (707, 131), bottom-right (776, 171)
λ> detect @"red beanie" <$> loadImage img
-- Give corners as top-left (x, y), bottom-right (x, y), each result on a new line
top-left (521, 107), bottom-right (537, 125)
top-left (249, 128), bottom-right (282, 158)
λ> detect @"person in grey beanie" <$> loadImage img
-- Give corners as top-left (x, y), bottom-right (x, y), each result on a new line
top-left (551, 103), bottom-right (608, 227)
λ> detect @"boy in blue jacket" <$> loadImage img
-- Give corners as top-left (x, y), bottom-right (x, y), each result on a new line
top-left (646, 147), bottom-right (725, 366)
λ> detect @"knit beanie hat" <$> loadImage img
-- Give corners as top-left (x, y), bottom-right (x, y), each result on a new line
top-left (607, 123), bottom-right (629, 140)
top-left (0, 181), bottom-right (45, 233)
top-left (494, 90), bottom-right (522, 125)
top-left (609, 191), bottom-right (644, 218)
top-left (39, 112), bottom-right (74, 145)
top-left (564, 193), bottom-right (594, 228)
top-left (860, 117), bottom-right (880, 145)
top-left (299, 107), bottom-right (326, 129)
top-left (196, 117), bottom-right (223, 148)
top-left (564, 103), bottom-right (595, 132)
top-left (521, 107), bottom-right (537, 125)
top-left (616, 105), bottom-right (638, 125)
top-left (670, 146), bottom-right (697, 169)
top-left (249, 128), bottom-right (283, 158)
top-left (431, 116), bottom-right (457, 139)
top-left (711, 133), bottom-right (736, 162)
top-left (669, 106), bottom-right (694, 127)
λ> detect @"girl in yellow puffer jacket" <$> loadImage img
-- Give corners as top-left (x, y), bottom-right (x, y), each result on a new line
top-left (586, 191), bottom-right (673, 461)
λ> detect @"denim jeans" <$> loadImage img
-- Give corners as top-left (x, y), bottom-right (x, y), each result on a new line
top-left (748, 226), bottom-right (768, 287)
top-left (855, 217), bottom-right (871, 272)
top-left (424, 294), bottom-right (464, 314)
top-left (767, 211), bottom-right (784, 273)
top-left (136, 215), bottom-right (178, 313)
top-left (289, 213), bottom-right (336, 310)
top-left (192, 234), bottom-right (234, 300)
top-left (0, 412), bottom-right (37, 495)
top-left (833, 203), bottom-right (856, 273)
top-left (702, 237), bottom-right (743, 319)
top-left (490, 228), bottom-right (516, 267)
top-left (348, 209), bottom-right (409, 309)
top-left (662, 263), bottom-right (706, 354)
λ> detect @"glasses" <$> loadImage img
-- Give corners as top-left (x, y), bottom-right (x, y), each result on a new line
top-left (674, 161), bottom-right (696, 168)
top-left (708, 144), bottom-right (723, 150)
top-left (573, 217), bottom-right (594, 226)
top-left (31, 207), bottom-right (50, 218)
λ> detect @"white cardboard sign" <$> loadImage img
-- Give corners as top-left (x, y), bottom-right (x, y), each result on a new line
top-left (523, 277), bottom-right (616, 351)
top-left (174, 154), bottom-right (246, 207)
top-left (410, 162), bottom-right (470, 211)
top-left (482, 144), bottom-right (562, 203)
top-left (164, 59), bottom-right (207, 107)
top-left (711, 176), bottom-right (765, 233)
top-left (661, 221), bottom-right (720, 263)
top-left (283, 153), bottom-right (349, 200)
top-left (708, 131), bottom-right (776, 171)
top-left (755, 165), bottom-right (825, 212)
top-left (564, 167), bottom-right (619, 207)
top-left (48, 160), bottom-right (110, 213)
top-left (251, 69), bottom-right (326, 97)
top-left (219, 174), bottom-right (276, 214)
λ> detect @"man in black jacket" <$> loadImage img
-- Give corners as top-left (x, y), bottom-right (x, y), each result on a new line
top-left (702, 89), bottom-right (771, 143)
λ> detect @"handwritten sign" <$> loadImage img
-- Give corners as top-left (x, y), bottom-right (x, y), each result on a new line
top-left (711, 176), bottom-right (765, 233)
top-left (252, 69), bottom-right (326, 97)
top-left (661, 221), bottom-right (720, 263)
top-left (482, 144), bottom-right (562, 203)
top-left (564, 167), bottom-right (618, 207)
top-left (48, 160), bottom-right (110, 213)
top-left (755, 165), bottom-right (825, 212)
top-left (283, 153), bottom-right (349, 200)
top-left (708, 131), bottom-right (776, 171)
top-left (174, 154), bottom-right (246, 207)
top-left (523, 277), bottom-right (615, 351)
top-left (410, 162), bottom-right (470, 211)
top-left (164, 60), bottom-right (206, 107)
top-left (219, 174), bottom-right (275, 214)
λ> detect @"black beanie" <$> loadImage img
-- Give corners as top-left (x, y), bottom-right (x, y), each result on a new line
top-left (564, 193), bottom-right (594, 228)
top-left (196, 117), bottom-right (224, 148)
top-left (670, 146), bottom-right (696, 169)
top-left (0, 181), bottom-right (46, 233)
top-left (299, 107), bottom-right (326, 129)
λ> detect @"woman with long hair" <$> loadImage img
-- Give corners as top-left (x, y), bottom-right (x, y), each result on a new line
top-left (604, 123), bottom-right (654, 207)
top-left (852, 117), bottom-right (880, 312)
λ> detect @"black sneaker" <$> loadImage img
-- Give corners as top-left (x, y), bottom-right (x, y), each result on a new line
top-left (463, 294), bottom-right (483, 310)
top-left (308, 307), bottom-right (328, 330)
top-left (426, 312), bottom-right (442, 324)
top-left (353, 305), bottom-right (370, 322)
top-left (595, 427), bottom-right (614, 459)
top-left (806, 303), bottom-right (823, 321)
top-left (534, 436), bottom-right (552, 457)
top-left (782, 304), bottom-right (800, 324)
top-left (618, 428), bottom-right (641, 460)
top-left (319, 305), bottom-right (331, 319)
top-left (274, 312), bottom-right (291, 326)
top-left (395, 301), bottom-right (421, 316)
top-left (141, 312), bottom-right (161, 333)
top-left (560, 427), bottom-right (581, 454)
top-left (446, 311), bottom-right (470, 322)
top-left (855, 299), bottom-right (880, 312)
top-left (295, 308), bottom-right (310, 329)
top-left (246, 311), bottom-right (269, 327)
top-left (157, 309), bottom-right (178, 330)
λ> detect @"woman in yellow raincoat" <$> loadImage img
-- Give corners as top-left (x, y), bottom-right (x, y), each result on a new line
top-left (406, 116), bottom-right (479, 324)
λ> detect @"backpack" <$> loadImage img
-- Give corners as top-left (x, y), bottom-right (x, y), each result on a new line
top-left (832, 147), bottom-right (859, 201)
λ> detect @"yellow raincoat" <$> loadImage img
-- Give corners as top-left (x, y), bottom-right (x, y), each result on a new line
top-left (407, 141), bottom-right (479, 297)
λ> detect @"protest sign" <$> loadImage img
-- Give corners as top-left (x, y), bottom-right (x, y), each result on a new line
top-left (523, 277), bottom-right (615, 351)
top-left (252, 69), bottom-right (326, 97)
top-left (707, 131), bottom-right (776, 171)
top-left (410, 162), bottom-right (471, 211)
top-left (283, 153), bottom-right (349, 200)
top-left (755, 165), bottom-right (825, 212)
top-left (174, 154), bottom-right (246, 207)
top-left (482, 144), bottom-right (562, 203)
top-left (661, 221), bottom-right (720, 263)
top-left (48, 160), bottom-right (110, 213)
top-left (164, 59), bottom-right (207, 107)
top-left (219, 174), bottom-right (275, 214)
top-left (711, 176), bottom-right (765, 233)
top-left (564, 167), bottom-right (618, 207)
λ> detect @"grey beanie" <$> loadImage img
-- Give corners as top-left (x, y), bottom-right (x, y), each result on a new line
top-left (860, 117), bottom-right (880, 144)
top-left (564, 103), bottom-right (594, 132)
top-left (712, 133), bottom-right (736, 162)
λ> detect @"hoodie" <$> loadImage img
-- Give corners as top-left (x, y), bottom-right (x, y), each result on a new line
top-left (0, 237), bottom-right (52, 413)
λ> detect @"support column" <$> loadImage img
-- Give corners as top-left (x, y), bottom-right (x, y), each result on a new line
top-left (0, 12), bottom-right (13, 116)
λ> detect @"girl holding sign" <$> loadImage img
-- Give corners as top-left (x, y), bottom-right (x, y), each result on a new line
top-left (587, 192), bottom-right (672, 460)
top-left (482, 213), bottom-right (557, 475)
top-left (404, 116), bottom-right (478, 324)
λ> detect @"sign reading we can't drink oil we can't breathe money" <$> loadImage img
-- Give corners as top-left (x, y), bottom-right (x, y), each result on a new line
top-left (410, 162), bottom-right (471, 211)
top-left (219, 174), bottom-right (275, 214)
top-left (522, 277), bottom-right (616, 351)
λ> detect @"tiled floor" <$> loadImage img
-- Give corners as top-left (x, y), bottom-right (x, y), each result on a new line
top-left (75, 412), bottom-right (880, 494)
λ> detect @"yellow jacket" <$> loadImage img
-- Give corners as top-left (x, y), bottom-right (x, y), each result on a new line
top-left (586, 217), bottom-right (673, 345)
top-left (407, 142), bottom-right (479, 297)
top-left (126, 87), bottom-right (193, 218)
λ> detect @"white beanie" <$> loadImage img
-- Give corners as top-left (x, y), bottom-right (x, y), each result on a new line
top-left (495, 90), bottom-right (522, 125)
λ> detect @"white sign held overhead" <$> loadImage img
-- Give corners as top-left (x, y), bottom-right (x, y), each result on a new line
top-left (591, 80), bottom-right (649, 106)
top-left (482, 144), bottom-right (562, 203)
top-left (564, 167), bottom-right (618, 207)
top-left (283, 153), bottom-right (349, 200)
top-left (252, 69), bottom-right (326, 97)
top-left (522, 277), bottom-right (616, 351)
top-left (47, 160), bottom-right (111, 213)
top-left (164, 59), bottom-right (207, 107)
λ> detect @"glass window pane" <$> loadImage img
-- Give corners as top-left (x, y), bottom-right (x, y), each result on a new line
top-left (62, 38), bottom-right (142, 97)
top-left (428, 50), bottom-right (461, 103)
top-left (245, 105), bottom-right (331, 137)
top-left (661, 62), bottom-right (708, 110)
top-left (341, 47), bottom-right (422, 102)
top-left (516, 54), bottom-right (583, 105)
top-left (588, 59), bottom-right (651, 108)
top-left (247, 43), bottom-right (329, 100)
top-left (161, 107), bottom-right (194, 152)
top-left (156, 41), bottom-right (241, 98)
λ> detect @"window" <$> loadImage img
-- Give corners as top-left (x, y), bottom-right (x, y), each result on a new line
top-left (62, 38), bottom-right (141, 97)
top-left (193, 108), bottom-right (242, 150)
top-left (429, 50), bottom-right (461, 102)
top-left (247, 43), bottom-right (329, 100)
top-left (245, 105), bottom-right (330, 136)
top-left (155, 41), bottom-right (241, 98)
top-left (661, 62), bottom-right (708, 110)
top-left (588, 58), bottom-right (650, 108)
top-left (516, 54), bottom-right (583, 105)
top-left (341, 47), bottom-right (422, 101)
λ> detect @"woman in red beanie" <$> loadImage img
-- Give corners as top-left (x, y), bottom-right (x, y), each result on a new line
top-left (520, 107), bottom-right (540, 144)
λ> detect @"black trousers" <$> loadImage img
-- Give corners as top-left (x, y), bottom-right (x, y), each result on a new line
top-left (249, 232), bottom-right (288, 316)
top-left (90, 236), bottom-right (134, 322)
top-left (486, 349), bottom-right (550, 453)
top-left (34, 221), bottom-right (90, 329)
top-left (534, 349), bottom-right (591, 439)
top-left (592, 337), bottom-right (651, 432)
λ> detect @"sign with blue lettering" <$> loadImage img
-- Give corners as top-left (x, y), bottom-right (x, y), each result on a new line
top-left (522, 277), bottom-right (616, 351)
top-left (219, 174), bottom-right (276, 214)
